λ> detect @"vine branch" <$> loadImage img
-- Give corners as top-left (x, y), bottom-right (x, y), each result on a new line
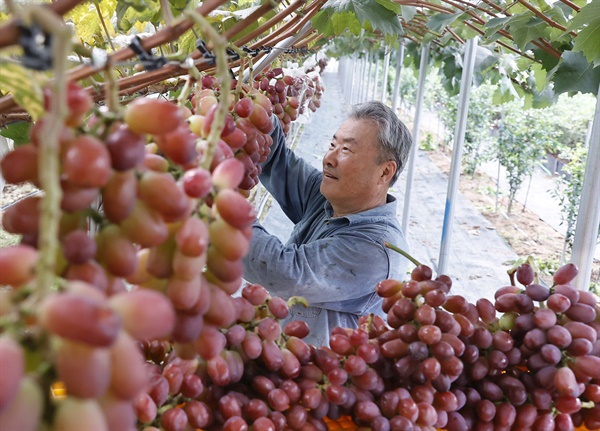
top-left (184, 11), bottom-right (232, 170)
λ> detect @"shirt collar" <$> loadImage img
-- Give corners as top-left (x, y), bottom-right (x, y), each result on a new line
top-left (324, 195), bottom-right (398, 225)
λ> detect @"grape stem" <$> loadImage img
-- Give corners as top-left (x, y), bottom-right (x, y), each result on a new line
top-left (185, 10), bottom-right (231, 171)
top-left (384, 241), bottom-right (422, 267)
top-left (526, 255), bottom-right (540, 285)
top-left (176, 63), bottom-right (200, 108)
top-left (104, 59), bottom-right (121, 114)
top-left (24, 6), bottom-right (72, 299)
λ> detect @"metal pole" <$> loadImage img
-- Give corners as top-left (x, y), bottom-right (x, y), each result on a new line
top-left (244, 23), bottom-right (312, 80)
top-left (346, 56), bottom-right (352, 102)
top-left (353, 57), bottom-right (365, 103)
top-left (381, 49), bottom-right (391, 103)
top-left (437, 38), bottom-right (479, 275)
top-left (365, 52), bottom-right (372, 103)
top-left (571, 82), bottom-right (600, 291)
top-left (402, 44), bottom-right (430, 234)
top-left (372, 53), bottom-right (380, 100)
top-left (340, 57), bottom-right (348, 101)
top-left (351, 54), bottom-right (361, 104)
top-left (349, 54), bottom-right (357, 105)
top-left (392, 43), bottom-right (405, 113)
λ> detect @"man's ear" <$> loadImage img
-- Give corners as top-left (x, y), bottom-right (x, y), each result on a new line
top-left (381, 161), bottom-right (397, 184)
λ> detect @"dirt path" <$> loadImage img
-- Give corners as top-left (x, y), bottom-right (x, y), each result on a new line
top-left (426, 150), bottom-right (566, 276)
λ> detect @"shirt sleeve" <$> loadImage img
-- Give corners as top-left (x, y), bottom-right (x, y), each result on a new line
top-left (258, 117), bottom-right (322, 224)
top-left (243, 222), bottom-right (403, 313)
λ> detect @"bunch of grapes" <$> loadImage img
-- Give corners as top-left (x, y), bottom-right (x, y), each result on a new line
top-left (130, 283), bottom-right (325, 431)
top-left (289, 72), bottom-right (324, 116)
top-left (189, 75), bottom-right (274, 191)
top-left (471, 262), bottom-right (600, 431)
top-left (250, 67), bottom-right (301, 136)
top-left (187, 67), bottom-right (325, 189)
top-left (0, 78), bottom-right (264, 430)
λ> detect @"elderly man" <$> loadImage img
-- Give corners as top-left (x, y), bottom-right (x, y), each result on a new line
top-left (243, 100), bottom-right (413, 347)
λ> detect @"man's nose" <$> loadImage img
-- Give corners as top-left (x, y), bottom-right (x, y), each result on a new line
top-left (323, 149), bottom-right (336, 167)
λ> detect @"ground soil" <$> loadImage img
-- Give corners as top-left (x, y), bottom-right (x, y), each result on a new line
top-left (424, 148), bottom-right (584, 279)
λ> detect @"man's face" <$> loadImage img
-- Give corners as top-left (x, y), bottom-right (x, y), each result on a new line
top-left (320, 118), bottom-right (389, 215)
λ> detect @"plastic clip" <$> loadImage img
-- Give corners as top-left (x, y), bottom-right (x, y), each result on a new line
top-left (17, 22), bottom-right (53, 71)
top-left (226, 47), bottom-right (240, 62)
top-left (129, 36), bottom-right (167, 71)
top-left (242, 46), bottom-right (259, 57)
top-left (195, 39), bottom-right (216, 65)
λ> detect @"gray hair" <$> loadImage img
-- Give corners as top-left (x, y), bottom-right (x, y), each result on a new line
top-left (349, 101), bottom-right (412, 186)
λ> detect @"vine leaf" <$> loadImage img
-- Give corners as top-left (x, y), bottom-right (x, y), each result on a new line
top-left (426, 12), bottom-right (463, 33)
top-left (0, 122), bottom-right (31, 146)
top-left (116, 0), bottom-right (161, 31)
top-left (319, 0), bottom-right (403, 35)
top-left (552, 51), bottom-right (600, 95)
top-left (532, 85), bottom-right (556, 108)
top-left (176, 29), bottom-right (198, 56)
top-left (508, 14), bottom-right (550, 51)
top-left (474, 46), bottom-right (499, 75)
top-left (66, 0), bottom-right (119, 47)
top-left (0, 60), bottom-right (45, 121)
top-left (484, 16), bottom-right (512, 39)
top-left (401, 6), bottom-right (417, 23)
top-left (375, 0), bottom-right (401, 14)
top-left (567, 0), bottom-right (600, 66)
top-left (312, 10), bottom-right (362, 36)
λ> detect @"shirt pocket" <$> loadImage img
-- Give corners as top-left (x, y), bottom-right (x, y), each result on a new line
top-left (291, 304), bottom-right (322, 318)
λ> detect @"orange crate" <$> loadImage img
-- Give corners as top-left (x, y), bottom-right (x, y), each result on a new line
top-left (324, 416), bottom-right (359, 430)
top-left (323, 416), bottom-right (595, 431)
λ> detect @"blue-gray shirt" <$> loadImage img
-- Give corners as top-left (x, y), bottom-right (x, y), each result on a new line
top-left (243, 119), bottom-right (409, 347)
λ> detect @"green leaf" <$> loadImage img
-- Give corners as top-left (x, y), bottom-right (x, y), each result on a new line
top-left (546, 4), bottom-right (568, 28)
top-left (497, 74), bottom-right (520, 101)
top-left (169, 0), bottom-right (192, 17)
top-left (65, 3), bottom-right (102, 45)
top-left (176, 29), bottom-right (198, 56)
top-left (533, 47), bottom-right (561, 71)
top-left (0, 60), bottom-right (45, 121)
top-left (508, 14), bottom-right (550, 51)
top-left (332, 11), bottom-right (363, 35)
top-left (0, 122), bottom-right (31, 146)
top-left (567, 0), bottom-right (600, 66)
top-left (532, 85), bottom-right (556, 108)
top-left (426, 12), bottom-right (463, 33)
top-left (484, 16), bottom-right (512, 38)
top-left (567, 0), bottom-right (600, 30)
top-left (521, 91), bottom-right (533, 110)
top-left (401, 6), bottom-right (416, 23)
top-left (312, 10), bottom-right (335, 36)
top-left (375, 0), bottom-right (401, 14)
top-left (474, 46), bottom-right (498, 74)
top-left (421, 32), bottom-right (438, 45)
top-left (552, 51), bottom-right (600, 95)
top-left (322, 0), bottom-right (403, 35)
top-left (438, 32), bottom-right (453, 46)
top-left (531, 62), bottom-right (547, 89)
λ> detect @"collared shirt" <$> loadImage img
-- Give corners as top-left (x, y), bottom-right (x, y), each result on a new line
top-left (243, 119), bottom-right (409, 347)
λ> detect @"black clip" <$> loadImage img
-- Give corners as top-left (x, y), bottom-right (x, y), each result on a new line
top-left (196, 39), bottom-right (216, 65)
top-left (129, 36), bottom-right (167, 71)
top-left (242, 46), bottom-right (260, 57)
top-left (226, 47), bottom-right (240, 62)
top-left (17, 22), bottom-right (53, 71)
top-left (259, 45), bottom-right (272, 54)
